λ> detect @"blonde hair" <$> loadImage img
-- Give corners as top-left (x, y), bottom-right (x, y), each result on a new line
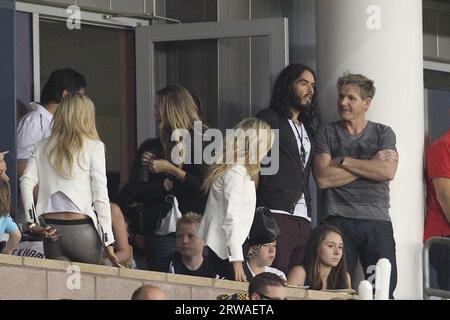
top-left (46, 94), bottom-right (100, 178)
top-left (0, 179), bottom-right (11, 216)
top-left (176, 211), bottom-right (202, 229)
top-left (156, 85), bottom-right (202, 163)
top-left (202, 118), bottom-right (273, 192)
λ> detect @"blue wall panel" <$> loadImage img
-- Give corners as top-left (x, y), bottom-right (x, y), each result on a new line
top-left (0, 0), bottom-right (17, 211)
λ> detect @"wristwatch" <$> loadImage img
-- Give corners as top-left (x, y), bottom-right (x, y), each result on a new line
top-left (336, 156), bottom-right (346, 167)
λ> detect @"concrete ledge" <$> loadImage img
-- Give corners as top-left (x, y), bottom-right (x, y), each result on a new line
top-left (0, 254), bottom-right (23, 266)
top-left (214, 278), bottom-right (249, 291)
top-left (167, 273), bottom-right (213, 287)
top-left (120, 267), bottom-right (166, 282)
top-left (306, 289), bottom-right (356, 300)
top-left (72, 261), bottom-right (119, 276)
top-left (0, 254), bottom-right (355, 300)
top-left (24, 256), bottom-right (70, 271)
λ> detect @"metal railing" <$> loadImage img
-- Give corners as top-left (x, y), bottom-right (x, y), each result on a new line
top-left (423, 236), bottom-right (450, 300)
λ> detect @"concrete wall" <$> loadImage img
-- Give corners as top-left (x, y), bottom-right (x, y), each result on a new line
top-left (0, 254), bottom-right (357, 300)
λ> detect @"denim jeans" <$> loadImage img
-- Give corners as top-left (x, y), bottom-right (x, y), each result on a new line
top-left (324, 216), bottom-right (398, 299)
top-left (145, 232), bottom-right (177, 271)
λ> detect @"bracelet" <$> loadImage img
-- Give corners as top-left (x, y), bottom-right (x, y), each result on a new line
top-left (28, 223), bottom-right (36, 232)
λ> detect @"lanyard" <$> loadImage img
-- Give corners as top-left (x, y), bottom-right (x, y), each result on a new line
top-left (292, 122), bottom-right (306, 168)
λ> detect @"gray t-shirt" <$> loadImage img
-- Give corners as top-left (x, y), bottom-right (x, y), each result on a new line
top-left (315, 121), bottom-right (397, 222)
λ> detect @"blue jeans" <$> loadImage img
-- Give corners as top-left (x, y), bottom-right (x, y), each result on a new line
top-left (324, 216), bottom-right (398, 299)
top-left (145, 233), bottom-right (177, 271)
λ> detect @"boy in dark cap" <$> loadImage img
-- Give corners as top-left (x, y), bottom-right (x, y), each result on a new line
top-left (244, 207), bottom-right (286, 281)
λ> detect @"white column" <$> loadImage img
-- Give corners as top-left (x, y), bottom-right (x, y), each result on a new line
top-left (316, 0), bottom-right (424, 299)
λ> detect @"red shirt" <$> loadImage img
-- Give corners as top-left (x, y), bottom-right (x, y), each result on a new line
top-left (424, 129), bottom-right (450, 241)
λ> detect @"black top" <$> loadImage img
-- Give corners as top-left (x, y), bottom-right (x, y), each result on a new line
top-left (120, 138), bottom-right (171, 235)
top-left (158, 251), bottom-right (219, 279)
top-left (171, 127), bottom-right (210, 215)
top-left (256, 108), bottom-right (314, 215)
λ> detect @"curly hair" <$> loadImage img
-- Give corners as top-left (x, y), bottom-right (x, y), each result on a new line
top-left (269, 63), bottom-right (321, 135)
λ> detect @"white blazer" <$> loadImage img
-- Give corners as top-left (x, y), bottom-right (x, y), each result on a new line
top-left (20, 138), bottom-right (114, 247)
top-left (197, 165), bottom-right (256, 262)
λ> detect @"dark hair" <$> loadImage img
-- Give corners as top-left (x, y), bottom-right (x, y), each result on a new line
top-left (303, 224), bottom-right (349, 290)
top-left (248, 272), bottom-right (285, 296)
top-left (40, 68), bottom-right (86, 105)
top-left (269, 63), bottom-right (321, 134)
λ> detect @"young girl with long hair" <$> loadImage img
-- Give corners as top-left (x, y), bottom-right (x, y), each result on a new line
top-left (20, 94), bottom-right (119, 266)
top-left (0, 151), bottom-right (21, 254)
top-left (287, 224), bottom-right (351, 290)
top-left (197, 118), bottom-right (274, 282)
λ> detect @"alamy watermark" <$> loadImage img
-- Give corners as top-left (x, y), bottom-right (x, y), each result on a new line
top-left (66, 265), bottom-right (81, 290)
top-left (169, 121), bottom-right (279, 176)
top-left (366, 5), bottom-right (381, 30)
top-left (66, 5), bottom-right (81, 30)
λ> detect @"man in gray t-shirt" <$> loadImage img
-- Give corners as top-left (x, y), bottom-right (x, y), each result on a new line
top-left (313, 73), bottom-right (399, 298)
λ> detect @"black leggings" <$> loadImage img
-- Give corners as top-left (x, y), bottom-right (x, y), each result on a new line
top-left (43, 218), bottom-right (104, 265)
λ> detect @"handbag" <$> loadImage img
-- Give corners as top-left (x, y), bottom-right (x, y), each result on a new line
top-left (154, 195), bottom-right (182, 235)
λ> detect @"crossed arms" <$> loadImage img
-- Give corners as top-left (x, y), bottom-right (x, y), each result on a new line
top-left (313, 149), bottom-right (399, 189)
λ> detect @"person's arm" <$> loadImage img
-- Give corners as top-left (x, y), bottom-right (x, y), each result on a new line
top-left (90, 142), bottom-right (120, 267)
top-left (346, 272), bottom-right (352, 289)
top-left (313, 153), bottom-right (359, 189)
top-left (1, 218), bottom-right (21, 254)
top-left (287, 265), bottom-right (306, 286)
top-left (19, 149), bottom-right (39, 224)
top-left (17, 115), bottom-right (43, 175)
top-left (433, 177), bottom-right (450, 224)
top-left (222, 168), bottom-right (249, 282)
top-left (17, 160), bottom-right (27, 177)
top-left (110, 203), bottom-right (131, 264)
top-left (340, 149), bottom-right (399, 182)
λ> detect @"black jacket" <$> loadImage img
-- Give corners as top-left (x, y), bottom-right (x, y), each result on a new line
top-left (171, 127), bottom-right (209, 215)
top-left (256, 108), bottom-right (314, 216)
top-left (120, 138), bottom-right (171, 235)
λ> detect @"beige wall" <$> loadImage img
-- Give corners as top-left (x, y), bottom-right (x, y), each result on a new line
top-left (0, 254), bottom-right (356, 300)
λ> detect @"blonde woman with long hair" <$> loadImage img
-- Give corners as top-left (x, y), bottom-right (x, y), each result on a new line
top-left (140, 84), bottom-right (209, 267)
top-left (20, 94), bottom-right (120, 266)
top-left (197, 118), bottom-right (274, 282)
top-left (142, 84), bottom-right (209, 215)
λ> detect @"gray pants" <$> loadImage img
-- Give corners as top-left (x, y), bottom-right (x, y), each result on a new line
top-left (43, 218), bottom-right (104, 265)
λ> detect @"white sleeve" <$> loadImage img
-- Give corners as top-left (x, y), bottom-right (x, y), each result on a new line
top-left (90, 142), bottom-right (114, 247)
top-left (17, 115), bottom-right (44, 160)
top-left (19, 149), bottom-right (39, 223)
top-left (222, 168), bottom-right (247, 262)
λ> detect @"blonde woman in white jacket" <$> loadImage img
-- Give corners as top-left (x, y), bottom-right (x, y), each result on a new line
top-left (20, 94), bottom-right (120, 266)
top-left (197, 118), bottom-right (274, 282)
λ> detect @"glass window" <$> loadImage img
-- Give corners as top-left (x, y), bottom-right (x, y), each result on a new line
top-left (424, 69), bottom-right (450, 146)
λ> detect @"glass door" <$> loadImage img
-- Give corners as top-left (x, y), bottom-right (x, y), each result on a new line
top-left (135, 18), bottom-right (289, 142)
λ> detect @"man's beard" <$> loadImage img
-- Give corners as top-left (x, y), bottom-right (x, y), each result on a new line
top-left (290, 94), bottom-right (312, 113)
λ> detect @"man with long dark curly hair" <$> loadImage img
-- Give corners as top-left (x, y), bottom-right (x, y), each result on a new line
top-left (256, 63), bottom-right (321, 275)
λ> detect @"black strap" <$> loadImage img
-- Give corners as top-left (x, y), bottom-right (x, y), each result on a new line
top-left (292, 121), bottom-right (306, 168)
